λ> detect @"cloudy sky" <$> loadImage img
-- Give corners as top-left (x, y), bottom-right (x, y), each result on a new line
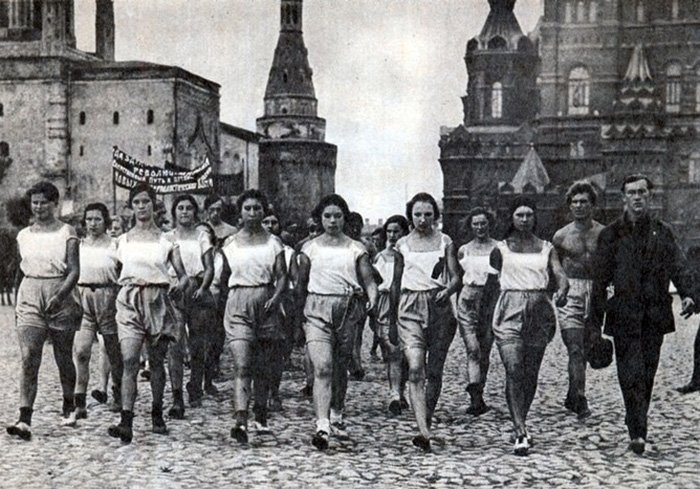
top-left (74, 0), bottom-right (542, 221)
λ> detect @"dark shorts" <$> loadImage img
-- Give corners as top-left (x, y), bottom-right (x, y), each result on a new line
top-left (303, 293), bottom-right (366, 358)
top-left (116, 284), bottom-right (179, 343)
top-left (493, 290), bottom-right (556, 348)
top-left (397, 289), bottom-right (455, 351)
top-left (79, 285), bottom-right (118, 335)
top-left (456, 285), bottom-right (493, 339)
top-left (224, 286), bottom-right (282, 344)
top-left (16, 277), bottom-right (82, 331)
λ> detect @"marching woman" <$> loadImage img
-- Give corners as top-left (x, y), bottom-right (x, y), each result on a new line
top-left (165, 195), bottom-right (215, 413)
top-left (373, 215), bottom-right (410, 414)
top-left (296, 194), bottom-right (378, 450)
top-left (73, 203), bottom-right (123, 418)
top-left (487, 197), bottom-right (568, 455)
top-left (456, 207), bottom-right (499, 416)
top-left (221, 190), bottom-right (288, 443)
top-left (7, 181), bottom-right (83, 440)
top-left (395, 193), bottom-right (461, 452)
top-left (108, 183), bottom-right (189, 443)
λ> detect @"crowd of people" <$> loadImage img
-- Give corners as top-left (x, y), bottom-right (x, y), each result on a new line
top-left (5, 174), bottom-right (700, 456)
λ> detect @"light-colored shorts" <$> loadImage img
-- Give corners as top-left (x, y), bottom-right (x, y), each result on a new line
top-left (15, 277), bottom-right (82, 331)
top-left (492, 290), bottom-right (557, 348)
top-left (78, 285), bottom-right (118, 335)
top-left (116, 284), bottom-right (179, 343)
top-left (456, 285), bottom-right (494, 338)
top-left (557, 278), bottom-right (592, 331)
top-left (224, 285), bottom-right (282, 344)
top-left (397, 289), bottom-right (456, 351)
top-left (303, 293), bottom-right (366, 358)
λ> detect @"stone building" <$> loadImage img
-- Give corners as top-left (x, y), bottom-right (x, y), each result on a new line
top-left (0, 0), bottom-right (256, 223)
top-left (440, 0), bottom-right (700, 247)
top-left (256, 0), bottom-right (336, 228)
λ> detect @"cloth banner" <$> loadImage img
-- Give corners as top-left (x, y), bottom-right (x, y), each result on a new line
top-left (111, 146), bottom-right (212, 194)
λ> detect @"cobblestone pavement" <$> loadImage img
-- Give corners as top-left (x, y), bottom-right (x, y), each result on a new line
top-left (0, 299), bottom-right (699, 489)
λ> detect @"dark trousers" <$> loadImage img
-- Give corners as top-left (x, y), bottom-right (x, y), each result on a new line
top-left (613, 333), bottom-right (664, 440)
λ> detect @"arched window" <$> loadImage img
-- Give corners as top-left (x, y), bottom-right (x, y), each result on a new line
top-left (147, 109), bottom-right (154, 124)
top-left (147, 145), bottom-right (152, 156)
top-left (589, 1), bottom-right (598, 22)
top-left (665, 63), bottom-right (682, 113)
top-left (564, 1), bottom-right (573, 23)
top-left (636, 0), bottom-right (645, 22)
top-left (282, 70), bottom-right (288, 83)
top-left (79, 145), bottom-right (84, 157)
top-left (0, 141), bottom-right (8, 157)
top-left (113, 111), bottom-right (120, 125)
top-left (568, 67), bottom-right (591, 115)
top-left (0, 103), bottom-right (3, 117)
top-left (79, 111), bottom-right (86, 125)
top-left (487, 36), bottom-right (507, 50)
top-left (491, 82), bottom-right (503, 119)
top-left (576, 1), bottom-right (585, 22)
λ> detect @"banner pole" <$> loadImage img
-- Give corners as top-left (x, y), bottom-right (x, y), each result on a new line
top-left (112, 170), bottom-right (117, 215)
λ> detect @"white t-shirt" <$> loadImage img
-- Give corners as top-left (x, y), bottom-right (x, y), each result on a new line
top-left (396, 233), bottom-right (452, 291)
top-left (17, 224), bottom-right (77, 278)
top-left (496, 240), bottom-right (552, 291)
top-left (373, 251), bottom-right (395, 293)
top-left (222, 234), bottom-right (284, 288)
top-left (116, 233), bottom-right (176, 286)
top-left (302, 238), bottom-right (366, 295)
top-left (79, 238), bottom-right (119, 285)
top-left (165, 230), bottom-right (213, 278)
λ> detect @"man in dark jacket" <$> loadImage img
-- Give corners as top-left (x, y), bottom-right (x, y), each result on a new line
top-left (589, 174), bottom-right (695, 455)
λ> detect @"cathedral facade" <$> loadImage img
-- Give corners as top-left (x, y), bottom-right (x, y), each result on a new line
top-left (440, 0), bottom-right (700, 248)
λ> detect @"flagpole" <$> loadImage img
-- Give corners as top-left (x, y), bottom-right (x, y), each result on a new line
top-left (112, 170), bottom-right (117, 214)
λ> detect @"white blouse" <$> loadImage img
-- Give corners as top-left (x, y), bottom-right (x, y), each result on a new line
top-left (496, 240), bottom-right (552, 291)
top-left (116, 233), bottom-right (176, 286)
top-left (222, 234), bottom-right (284, 288)
top-left (165, 230), bottom-right (212, 278)
top-left (374, 251), bottom-right (396, 293)
top-left (17, 224), bottom-right (77, 278)
top-left (396, 233), bottom-right (452, 292)
top-left (79, 238), bottom-right (119, 285)
top-left (302, 238), bottom-right (366, 295)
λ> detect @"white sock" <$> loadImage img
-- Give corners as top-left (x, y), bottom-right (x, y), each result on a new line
top-left (330, 409), bottom-right (343, 424)
top-left (316, 418), bottom-right (330, 433)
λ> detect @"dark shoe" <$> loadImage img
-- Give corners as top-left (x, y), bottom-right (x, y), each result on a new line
top-left (467, 402), bottom-right (491, 417)
top-left (399, 398), bottom-right (409, 410)
top-left (152, 414), bottom-right (168, 435)
top-left (186, 382), bottom-right (203, 408)
top-left (75, 407), bottom-right (88, 420)
top-left (268, 396), bottom-right (283, 412)
top-left (564, 395), bottom-right (576, 412)
top-left (168, 402), bottom-right (185, 420)
top-left (412, 435), bottom-right (431, 452)
top-left (388, 399), bottom-right (402, 416)
top-left (107, 424), bottom-right (133, 443)
top-left (576, 398), bottom-right (592, 420)
top-left (676, 383), bottom-right (700, 394)
top-left (140, 369), bottom-right (151, 381)
top-left (204, 383), bottom-right (219, 396)
top-left (91, 390), bottom-right (108, 404)
top-left (300, 385), bottom-right (313, 397)
top-left (312, 430), bottom-right (329, 450)
top-left (629, 437), bottom-right (645, 455)
top-left (513, 435), bottom-right (529, 456)
top-left (230, 424), bottom-right (248, 444)
top-left (349, 368), bottom-right (365, 381)
top-left (6, 422), bottom-right (31, 441)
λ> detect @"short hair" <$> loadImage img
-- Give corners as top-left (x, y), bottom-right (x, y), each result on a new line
top-left (347, 212), bottom-right (364, 229)
top-left (82, 202), bottom-right (112, 229)
top-left (26, 181), bottom-right (60, 203)
top-left (312, 194), bottom-right (351, 223)
top-left (406, 192), bottom-right (440, 221)
top-left (236, 189), bottom-right (269, 216)
top-left (384, 214), bottom-right (410, 234)
top-left (621, 174), bottom-right (654, 193)
top-left (128, 183), bottom-right (157, 208)
top-left (171, 194), bottom-right (199, 221)
top-left (466, 206), bottom-right (493, 227)
top-left (203, 193), bottom-right (223, 210)
top-left (566, 181), bottom-right (598, 206)
top-left (505, 196), bottom-right (537, 237)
